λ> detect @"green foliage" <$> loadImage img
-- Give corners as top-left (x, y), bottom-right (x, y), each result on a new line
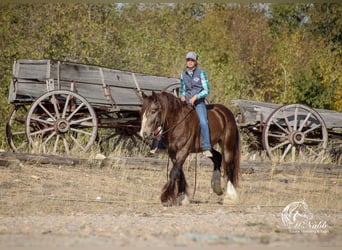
top-left (0, 3), bottom-right (341, 150)
top-left (287, 71), bottom-right (332, 109)
top-left (308, 3), bottom-right (342, 49)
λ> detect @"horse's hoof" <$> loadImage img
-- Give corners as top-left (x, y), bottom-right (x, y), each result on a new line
top-left (223, 181), bottom-right (238, 204)
top-left (162, 201), bottom-right (172, 207)
top-left (211, 170), bottom-right (223, 196)
top-left (176, 192), bottom-right (190, 206)
top-left (180, 193), bottom-right (190, 205)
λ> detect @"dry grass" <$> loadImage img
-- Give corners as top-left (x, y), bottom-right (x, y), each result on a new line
top-left (0, 133), bottom-right (341, 214)
top-left (0, 154), bottom-right (340, 216)
top-left (0, 152), bottom-right (341, 248)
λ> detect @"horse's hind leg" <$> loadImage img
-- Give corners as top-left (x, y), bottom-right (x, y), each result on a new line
top-left (210, 149), bottom-right (223, 195)
top-left (222, 153), bottom-right (238, 202)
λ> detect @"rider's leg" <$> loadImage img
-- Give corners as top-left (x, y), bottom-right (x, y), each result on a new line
top-left (195, 102), bottom-right (212, 156)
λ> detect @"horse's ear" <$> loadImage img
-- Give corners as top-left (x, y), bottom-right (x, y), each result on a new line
top-left (141, 91), bottom-right (147, 99)
top-left (152, 91), bottom-right (158, 100)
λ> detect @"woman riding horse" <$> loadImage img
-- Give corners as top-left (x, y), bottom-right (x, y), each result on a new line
top-left (139, 91), bottom-right (240, 206)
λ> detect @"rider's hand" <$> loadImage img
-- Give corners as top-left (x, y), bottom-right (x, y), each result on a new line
top-left (189, 95), bottom-right (197, 106)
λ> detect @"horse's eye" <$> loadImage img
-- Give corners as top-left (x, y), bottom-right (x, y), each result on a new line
top-left (150, 108), bottom-right (158, 114)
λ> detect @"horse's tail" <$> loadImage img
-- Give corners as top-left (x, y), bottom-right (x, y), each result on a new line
top-left (231, 126), bottom-right (240, 187)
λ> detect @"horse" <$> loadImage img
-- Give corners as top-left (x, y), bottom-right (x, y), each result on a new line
top-left (139, 91), bottom-right (240, 206)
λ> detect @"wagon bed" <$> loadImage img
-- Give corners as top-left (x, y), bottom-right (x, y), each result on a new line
top-left (7, 59), bottom-right (179, 154)
top-left (232, 99), bottom-right (342, 162)
top-left (9, 59), bottom-right (178, 111)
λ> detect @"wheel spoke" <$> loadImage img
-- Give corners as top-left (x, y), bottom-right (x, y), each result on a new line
top-left (69, 116), bottom-right (94, 126)
top-left (303, 123), bottom-right (321, 135)
top-left (62, 94), bottom-right (71, 119)
top-left (70, 127), bottom-right (92, 136)
top-left (63, 138), bottom-right (70, 154)
top-left (51, 95), bottom-right (61, 119)
top-left (291, 146), bottom-right (296, 162)
top-left (304, 138), bottom-right (324, 143)
top-left (284, 115), bottom-right (293, 132)
top-left (41, 131), bottom-right (57, 146)
top-left (302, 144), bottom-right (320, 157)
top-left (30, 127), bottom-right (54, 136)
top-left (16, 142), bottom-right (27, 151)
top-left (30, 116), bottom-right (55, 126)
top-left (269, 139), bottom-right (290, 152)
top-left (38, 103), bottom-right (56, 122)
top-left (53, 134), bottom-right (60, 153)
top-left (298, 112), bottom-right (312, 132)
top-left (12, 131), bottom-right (26, 136)
top-left (271, 119), bottom-right (289, 134)
top-left (280, 143), bottom-right (292, 161)
top-left (268, 133), bottom-right (287, 139)
top-left (293, 107), bottom-right (298, 131)
top-left (67, 103), bottom-right (85, 121)
top-left (70, 134), bottom-right (86, 151)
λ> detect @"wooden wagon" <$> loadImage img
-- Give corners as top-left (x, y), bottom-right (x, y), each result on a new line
top-left (6, 59), bottom-right (179, 154)
top-left (231, 99), bottom-right (342, 163)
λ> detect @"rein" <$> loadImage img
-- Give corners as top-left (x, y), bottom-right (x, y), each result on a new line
top-left (158, 108), bottom-right (194, 136)
top-left (158, 106), bottom-right (199, 200)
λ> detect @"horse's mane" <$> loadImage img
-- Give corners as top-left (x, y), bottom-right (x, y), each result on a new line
top-left (159, 92), bottom-right (184, 110)
top-left (158, 92), bottom-right (189, 125)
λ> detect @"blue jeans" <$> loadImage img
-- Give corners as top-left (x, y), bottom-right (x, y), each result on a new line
top-left (194, 102), bottom-right (211, 151)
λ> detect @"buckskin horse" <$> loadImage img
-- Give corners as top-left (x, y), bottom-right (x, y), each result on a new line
top-left (139, 91), bottom-right (240, 206)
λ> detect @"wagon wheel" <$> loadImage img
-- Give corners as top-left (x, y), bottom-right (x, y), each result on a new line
top-left (262, 104), bottom-right (328, 162)
top-left (98, 112), bottom-right (147, 156)
top-left (6, 104), bottom-right (30, 152)
top-left (161, 83), bottom-right (179, 96)
top-left (26, 90), bottom-right (98, 155)
top-left (99, 126), bottom-right (144, 155)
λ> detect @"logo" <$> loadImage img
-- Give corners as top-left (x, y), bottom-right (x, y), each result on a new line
top-left (281, 200), bottom-right (329, 233)
top-left (193, 77), bottom-right (200, 82)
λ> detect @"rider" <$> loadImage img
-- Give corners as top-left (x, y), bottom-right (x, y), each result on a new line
top-left (179, 51), bottom-right (212, 158)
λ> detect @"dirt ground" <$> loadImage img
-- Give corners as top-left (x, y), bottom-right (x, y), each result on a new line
top-left (0, 153), bottom-right (341, 249)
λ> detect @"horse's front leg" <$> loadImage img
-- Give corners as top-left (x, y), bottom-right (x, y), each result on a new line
top-left (160, 157), bottom-right (189, 206)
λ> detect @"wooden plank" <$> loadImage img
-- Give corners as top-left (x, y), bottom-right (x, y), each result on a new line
top-left (59, 62), bottom-right (178, 90)
top-left (317, 109), bottom-right (342, 130)
top-left (133, 73), bottom-right (178, 91)
top-left (232, 99), bottom-right (281, 126)
top-left (14, 59), bottom-right (51, 80)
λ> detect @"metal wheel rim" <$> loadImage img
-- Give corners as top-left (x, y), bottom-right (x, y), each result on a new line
top-left (25, 90), bottom-right (98, 154)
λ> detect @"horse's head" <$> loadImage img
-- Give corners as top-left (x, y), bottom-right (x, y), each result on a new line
top-left (139, 91), bottom-right (162, 140)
